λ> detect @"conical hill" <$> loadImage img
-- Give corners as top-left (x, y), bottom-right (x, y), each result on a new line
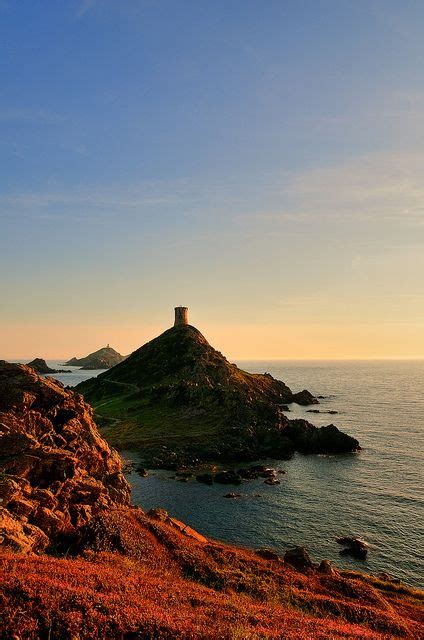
top-left (76, 324), bottom-right (359, 466)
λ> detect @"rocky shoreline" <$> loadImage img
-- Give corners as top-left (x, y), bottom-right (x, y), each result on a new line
top-left (0, 362), bottom-right (423, 639)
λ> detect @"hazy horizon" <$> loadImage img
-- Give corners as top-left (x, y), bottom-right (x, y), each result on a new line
top-left (1, 1), bottom-right (423, 359)
top-left (4, 314), bottom-right (424, 361)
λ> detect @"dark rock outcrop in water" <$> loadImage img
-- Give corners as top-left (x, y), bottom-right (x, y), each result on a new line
top-left (0, 361), bottom-right (130, 553)
top-left (65, 345), bottom-right (126, 370)
top-left (26, 358), bottom-right (71, 374)
top-left (291, 389), bottom-right (319, 406)
top-left (76, 324), bottom-right (360, 466)
top-left (337, 536), bottom-right (369, 559)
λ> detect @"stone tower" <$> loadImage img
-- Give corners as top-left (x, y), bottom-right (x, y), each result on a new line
top-left (174, 306), bottom-right (188, 327)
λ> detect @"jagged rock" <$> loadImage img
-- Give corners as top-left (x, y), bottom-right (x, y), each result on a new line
top-left (214, 470), bottom-right (242, 485)
top-left (284, 546), bottom-right (314, 571)
top-left (224, 492), bottom-right (241, 499)
top-left (238, 465), bottom-right (263, 479)
top-left (283, 421), bottom-right (360, 454)
top-left (319, 559), bottom-right (336, 575)
top-left (256, 548), bottom-right (280, 561)
top-left (259, 468), bottom-right (276, 478)
top-left (0, 507), bottom-right (49, 553)
top-left (0, 361), bottom-right (130, 553)
top-left (147, 507), bottom-right (168, 521)
top-left (291, 390), bottom-right (319, 406)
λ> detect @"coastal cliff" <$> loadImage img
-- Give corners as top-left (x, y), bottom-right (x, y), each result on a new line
top-left (0, 361), bottom-right (130, 553)
top-left (77, 324), bottom-right (359, 466)
top-left (0, 361), bottom-right (422, 639)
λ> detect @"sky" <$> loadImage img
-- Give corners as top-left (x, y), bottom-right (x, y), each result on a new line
top-left (1, 0), bottom-right (423, 359)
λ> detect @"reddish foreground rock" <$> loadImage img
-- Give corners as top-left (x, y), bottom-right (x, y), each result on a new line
top-left (0, 361), bottom-right (423, 639)
top-left (0, 361), bottom-right (130, 553)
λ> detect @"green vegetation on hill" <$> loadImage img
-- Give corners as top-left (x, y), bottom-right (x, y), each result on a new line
top-left (76, 325), bottom-right (359, 466)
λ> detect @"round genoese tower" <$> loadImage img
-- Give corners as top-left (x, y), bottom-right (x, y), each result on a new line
top-left (174, 306), bottom-right (189, 327)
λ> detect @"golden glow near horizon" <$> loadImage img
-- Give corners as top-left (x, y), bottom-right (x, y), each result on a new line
top-left (2, 321), bottom-right (424, 361)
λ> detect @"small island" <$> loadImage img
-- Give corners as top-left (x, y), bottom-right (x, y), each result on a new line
top-left (77, 307), bottom-right (360, 468)
top-left (27, 358), bottom-right (71, 374)
top-left (64, 344), bottom-right (127, 369)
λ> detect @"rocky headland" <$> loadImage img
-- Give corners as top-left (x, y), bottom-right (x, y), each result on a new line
top-left (65, 345), bottom-right (126, 370)
top-left (26, 358), bottom-right (71, 374)
top-left (76, 324), bottom-right (360, 467)
top-left (0, 361), bottom-right (422, 639)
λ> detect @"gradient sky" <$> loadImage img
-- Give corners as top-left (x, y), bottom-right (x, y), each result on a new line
top-left (1, 1), bottom-right (423, 359)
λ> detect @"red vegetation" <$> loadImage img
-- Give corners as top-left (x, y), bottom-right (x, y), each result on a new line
top-left (0, 363), bottom-right (423, 639)
top-left (1, 508), bottom-right (423, 639)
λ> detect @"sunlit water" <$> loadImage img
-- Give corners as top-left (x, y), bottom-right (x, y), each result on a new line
top-left (22, 359), bottom-right (424, 588)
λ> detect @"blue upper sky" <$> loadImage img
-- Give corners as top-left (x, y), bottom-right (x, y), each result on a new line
top-left (1, 1), bottom-right (423, 358)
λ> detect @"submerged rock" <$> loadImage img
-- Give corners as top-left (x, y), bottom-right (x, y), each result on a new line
top-left (196, 473), bottom-right (214, 485)
top-left (306, 409), bottom-right (339, 415)
top-left (136, 466), bottom-right (148, 477)
top-left (264, 477), bottom-right (280, 485)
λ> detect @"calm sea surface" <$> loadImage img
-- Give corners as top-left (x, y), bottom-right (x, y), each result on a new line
top-left (25, 359), bottom-right (424, 588)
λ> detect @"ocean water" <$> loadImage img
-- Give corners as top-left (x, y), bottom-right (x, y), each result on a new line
top-left (27, 359), bottom-right (424, 588)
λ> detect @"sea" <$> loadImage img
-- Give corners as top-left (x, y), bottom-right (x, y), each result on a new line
top-left (21, 359), bottom-right (424, 588)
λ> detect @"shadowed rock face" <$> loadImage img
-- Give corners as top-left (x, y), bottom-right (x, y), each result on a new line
top-left (0, 361), bottom-right (130, 553)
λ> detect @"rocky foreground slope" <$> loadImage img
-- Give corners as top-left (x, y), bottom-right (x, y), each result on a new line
top-left (0, 361), bottom-right (423, 639)
top-left (77, 324), bottom-right (360, 466)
